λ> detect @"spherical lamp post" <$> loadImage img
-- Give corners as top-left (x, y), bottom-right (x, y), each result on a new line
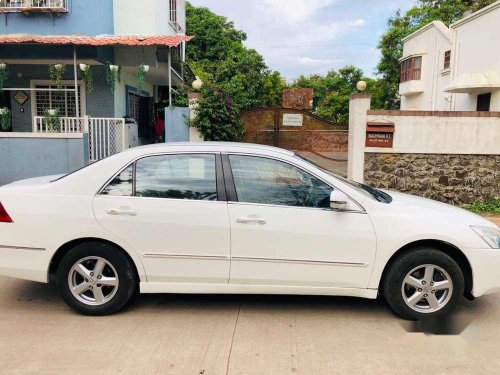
top-left (192, 76), bottom-right (203, 91)
top-left (356, 80), bottom-right (367, 92)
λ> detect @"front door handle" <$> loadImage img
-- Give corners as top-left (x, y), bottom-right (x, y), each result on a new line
top-left (107, 208), bottom-right (137, 216)
top-left (236, 217), bottom-right (267, 225)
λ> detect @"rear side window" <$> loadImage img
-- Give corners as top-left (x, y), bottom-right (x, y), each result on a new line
top-left (101, 165), bottom-right (133, 196)
top-left (100, 154), bottom-right (217, 201)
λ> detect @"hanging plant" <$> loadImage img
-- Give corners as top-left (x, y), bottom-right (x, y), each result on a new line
top-left (0, 107), bottom-right (11, 131)
top-left (136, 64), bottom-right (149, 90)
top-left (79, 63), bottom-right (93, 93)
top-left (106, 64), bottom-right (121, 92)
top-left (49, 64), bottom-right (66, 90)
top-left (44, 108), bottom-right (61, 132)
top-left (0, 63), bottom-right (8, 92)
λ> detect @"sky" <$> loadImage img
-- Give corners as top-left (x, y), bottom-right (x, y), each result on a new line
top-left (188, 0), bottom-right (417, 82)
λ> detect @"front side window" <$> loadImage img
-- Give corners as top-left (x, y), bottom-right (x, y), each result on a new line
top-left (135, 154), bottom-right (217, 200)
top-left (400, 56), bottom-right (422, 83)
top-left (229, 155), bottom-right (333, 208)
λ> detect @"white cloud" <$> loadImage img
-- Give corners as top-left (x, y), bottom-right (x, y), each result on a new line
top-left (296, 56), bottom-right (340, 66)
top-left (261, 0), bottom-right (337, 23)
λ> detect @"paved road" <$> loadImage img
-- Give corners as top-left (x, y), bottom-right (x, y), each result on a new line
top-left (1, 275), bottom-right (500, 374)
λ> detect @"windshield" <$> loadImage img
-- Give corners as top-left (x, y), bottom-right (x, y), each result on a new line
top-left (295, 155), bottom-right (392, 203)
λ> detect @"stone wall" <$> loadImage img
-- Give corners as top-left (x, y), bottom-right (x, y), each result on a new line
top-left (364, 153), bottom-right (500, 205)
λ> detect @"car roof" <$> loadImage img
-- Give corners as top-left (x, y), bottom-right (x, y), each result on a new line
top-left (130, 142), bottom-right (295, 156)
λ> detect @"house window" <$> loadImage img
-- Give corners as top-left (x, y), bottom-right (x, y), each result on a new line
top-left (400, 56), bottom-right (422, 83)
top-left (35, 84), bottom-right (82, 117)
top-left (477, 93), bottom-right (491, 112)
top-left (444, 50), bottom-right (451, 69)
top-left (170, 0), bottom-right (178, 23)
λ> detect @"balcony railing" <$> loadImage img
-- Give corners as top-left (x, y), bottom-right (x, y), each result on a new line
top-left (0, 0), bottom-right (68, 13)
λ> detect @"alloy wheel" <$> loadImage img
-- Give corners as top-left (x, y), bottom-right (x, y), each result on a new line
top-left (401, 264), bottom-right (453, 314)
top-left (68, 256), bottom-right (119, 306)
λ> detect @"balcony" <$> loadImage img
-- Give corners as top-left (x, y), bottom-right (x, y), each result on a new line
top-left (0, 0), bottom-right (68, 13)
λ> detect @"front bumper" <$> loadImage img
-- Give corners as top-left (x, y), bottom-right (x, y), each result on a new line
top-left (468, 248), bottom-right (500, 297)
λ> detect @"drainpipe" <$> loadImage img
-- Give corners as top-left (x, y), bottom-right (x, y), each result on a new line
top-left (73, 45), bottom-right (80, 119)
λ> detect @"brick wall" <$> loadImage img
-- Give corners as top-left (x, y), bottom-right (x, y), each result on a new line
top-left (241, 108), bottom-right (348, 152)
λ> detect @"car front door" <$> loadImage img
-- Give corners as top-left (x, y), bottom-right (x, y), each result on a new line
top-left (225, 154), bottom-right (376, 289)
top-left (93, 153), bottom-right (230, 284)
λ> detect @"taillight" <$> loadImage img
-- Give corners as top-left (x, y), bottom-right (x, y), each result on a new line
top-left (0, 202), bottom-right (13, 223)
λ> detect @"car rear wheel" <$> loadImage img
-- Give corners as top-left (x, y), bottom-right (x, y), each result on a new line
top-left (57, 242), bottom-right (137, 316)
top-left (382, 248), bottom-right (465, 320)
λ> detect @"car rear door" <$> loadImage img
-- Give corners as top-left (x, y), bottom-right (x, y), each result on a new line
top-left (224, 154), bottom-right (377, 289)
top-left (93, 152), bottom-right (231, 284)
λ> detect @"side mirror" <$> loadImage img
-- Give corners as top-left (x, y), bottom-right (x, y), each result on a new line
top-left (330, 190), bottom-right (349, 210)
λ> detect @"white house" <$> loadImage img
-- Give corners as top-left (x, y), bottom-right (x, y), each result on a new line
top-left (399, 0), bottom-right (500, 111)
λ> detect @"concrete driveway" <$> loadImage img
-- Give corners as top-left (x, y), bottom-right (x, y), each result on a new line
top-left (1, 276), bottom-right (500, 374)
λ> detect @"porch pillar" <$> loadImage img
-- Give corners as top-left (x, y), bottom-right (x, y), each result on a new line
top-left (73, 46), bottom-right (80, 119)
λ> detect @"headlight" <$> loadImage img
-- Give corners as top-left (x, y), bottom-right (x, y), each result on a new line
top-left (471, 226), bottom-right (500, 249)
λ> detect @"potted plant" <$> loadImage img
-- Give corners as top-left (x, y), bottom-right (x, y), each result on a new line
top-left (0, 63), bottom-right (8, 91)
top-left (44, 108), bottom-right (60, 132)
top-left (79, 63), bottom-right (93, 93)
top-left (106, 64), bottom-right (121, 92)
top-left (0, 107), bottom-right (11, 131)
top-left (49, 64), bottom-right (66, 90)
top-left (136, 64), bottom-right (150, 90)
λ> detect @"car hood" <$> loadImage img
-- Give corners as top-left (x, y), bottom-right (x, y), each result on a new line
top-left (381, 189), bottom-right (496, 228)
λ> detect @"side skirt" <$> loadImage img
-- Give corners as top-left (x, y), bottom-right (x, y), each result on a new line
top-left (140, 282), bottom-right (378, 299)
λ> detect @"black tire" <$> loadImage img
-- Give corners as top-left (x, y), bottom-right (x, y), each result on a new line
top-left (57, 242), bottom-right (137, 316)
top-left (382, 247), bottom-right (465, 320)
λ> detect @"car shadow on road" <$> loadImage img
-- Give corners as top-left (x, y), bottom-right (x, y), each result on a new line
top-left (5, 278), bottom-right (484, 335)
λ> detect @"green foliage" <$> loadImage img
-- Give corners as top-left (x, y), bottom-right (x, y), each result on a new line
top-left (0, 64), bottom-right (8, 92)
top-left (80, 65), bottom-right (94, 93)
top-left (190, 86), bottom-right (244, 142)
top-left (292, 65), bottom-right (385, 123)
top-left (377, 0), bottom-right (496, 109)
top-left (0, 107), bottom-right (11, 131)
top-left (137, 64), bottom-right (148, 90)
top-left (263, 71), bottom-right (285, 107)
top-left (184, 2), bottom-right (284, 139)
top-left (44, 109), bottom-right (61, 132)
top-left (106, 65), bottom-right (121, 92)
top-left (49, 64), bottom-right (66, 90)
top-left (462, 199), bottom-right (500, 215)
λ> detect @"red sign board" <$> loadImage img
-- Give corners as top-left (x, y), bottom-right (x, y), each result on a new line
top-left (365, 122), bottom-right (395, 148)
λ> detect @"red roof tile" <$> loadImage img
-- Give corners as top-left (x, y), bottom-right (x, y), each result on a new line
top-left (0, 34), bottom-right (191, 47)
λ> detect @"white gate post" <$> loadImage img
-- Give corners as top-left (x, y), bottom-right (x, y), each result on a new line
top-left (188, 92), bottom-right (203, 142)
top-left (347, 93), bottom-right (371, 183)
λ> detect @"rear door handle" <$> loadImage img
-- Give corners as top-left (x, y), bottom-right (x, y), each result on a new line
top-left (236, 217), bottom-right (267, 225)
top-left (107, 208), bottom-right (137, 216)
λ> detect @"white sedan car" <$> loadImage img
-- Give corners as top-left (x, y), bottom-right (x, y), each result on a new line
top-left (0, 143), bottom-right (499, 320)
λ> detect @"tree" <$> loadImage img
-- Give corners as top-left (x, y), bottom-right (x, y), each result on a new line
top-left (190, 86), bottom-right (244, 142)
top-left (292, 65), bottom-right (384, 123)
top-left (185, 2), bottom-right (281, 112)
top-left (377, 0), bottom-right (496, 109)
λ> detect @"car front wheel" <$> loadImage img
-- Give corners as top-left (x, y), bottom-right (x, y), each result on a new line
top-left (57, 242), bottom-right (137, 316)
top-left (382, 248), bottom-right (465, 320)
